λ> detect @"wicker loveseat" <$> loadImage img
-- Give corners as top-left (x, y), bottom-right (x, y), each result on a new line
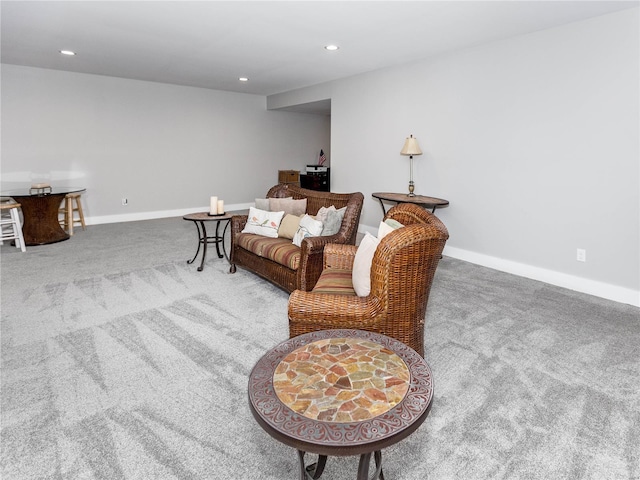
top-left (229, 184), bottom-right (364, 293)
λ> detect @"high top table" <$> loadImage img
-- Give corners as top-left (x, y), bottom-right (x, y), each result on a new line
top-left (1, 186), bottom-right (86, 245)
top-left (248, 329), bottom-right (433, 480)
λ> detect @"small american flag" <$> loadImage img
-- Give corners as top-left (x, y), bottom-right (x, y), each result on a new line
top-left (318, 149), bottom-right (326, 165)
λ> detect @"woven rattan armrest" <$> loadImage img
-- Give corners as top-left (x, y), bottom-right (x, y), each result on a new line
top-left (288, 290), bottom-right (384, 337)
top-left (230, 214), bottom-right (249, 236)
top-left (322, 243), bottom-right (357, 270)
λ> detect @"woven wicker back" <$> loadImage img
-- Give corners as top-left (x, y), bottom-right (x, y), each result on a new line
top-left (370, 203), bottom-right (449, 355)
top-left (383, 202), bottom-right (449, 233)
top-left (267, 184), bottom-right (355, 213)
top-left (266, 184), bottom-right (364, 245)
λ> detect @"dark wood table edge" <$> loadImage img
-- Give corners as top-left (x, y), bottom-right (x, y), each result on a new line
top-left (372, 192), bottom-right (449, 215)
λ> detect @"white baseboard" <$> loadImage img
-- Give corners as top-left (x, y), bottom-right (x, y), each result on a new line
top-left (80, 213), bottom-right (640, 308)
top-left (443, 245), bottom-right (640, 308)
top-left (357, 225), bottom-right (638, 307)
top-left (84, 203), bottom-right (253, 226)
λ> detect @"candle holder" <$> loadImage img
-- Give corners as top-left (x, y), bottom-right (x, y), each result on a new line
top-left (207, 212), bottom-right (226, 217)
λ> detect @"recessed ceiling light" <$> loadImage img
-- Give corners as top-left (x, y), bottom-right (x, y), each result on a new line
top-left (239, 77), bottom-right (249, 82)
top-left (59, 50), bottom-right (76, 56)
top-left (324, 45), bottom-right (339, 51)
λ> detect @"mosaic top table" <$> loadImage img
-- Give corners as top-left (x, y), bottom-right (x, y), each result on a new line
top-left (248, 329), bottom-right (433, 480)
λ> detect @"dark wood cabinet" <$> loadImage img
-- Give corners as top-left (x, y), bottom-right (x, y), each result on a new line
top-left (300, 169), bottom-right (330, 192)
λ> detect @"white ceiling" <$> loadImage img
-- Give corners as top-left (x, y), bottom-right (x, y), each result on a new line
top-left (1, 1), bottom-right (637, 106)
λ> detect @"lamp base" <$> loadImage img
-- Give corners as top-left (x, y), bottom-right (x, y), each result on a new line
top-left (408, 181), bottom-right (415, 197)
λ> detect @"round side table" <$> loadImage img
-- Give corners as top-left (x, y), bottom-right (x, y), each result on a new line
top-left (182, 212), bottom-right (233, 271)
top-left (248, 329), bottom-right (433, 480)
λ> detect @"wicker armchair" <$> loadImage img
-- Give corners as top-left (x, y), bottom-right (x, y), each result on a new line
top-left (288, 203), bottom-right (449, 356)
top-left (230, 184), bottom-right (364, 293)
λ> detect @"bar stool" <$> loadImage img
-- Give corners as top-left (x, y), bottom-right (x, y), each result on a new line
top-left (59, 192), bottom-right (86, 235)
top-left (0, 201), bottom-right (26, 252)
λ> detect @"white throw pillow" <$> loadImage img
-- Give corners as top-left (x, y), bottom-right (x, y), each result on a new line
top-left (321, 206), bottom-right (347, 236)
top-left (352, 232), bottom-right (380, 297)
top-left (241, 207), bottom-right (285, 238)
top-left (377, 219), bottom-right (404, 239)
top-left (292, 214), bottom-right (324, 247)
top-left (315, 205), bottom-right (335, 223)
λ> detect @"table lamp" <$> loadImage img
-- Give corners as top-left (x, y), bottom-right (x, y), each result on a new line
top-left (400, 134), bottom-right (422, 196)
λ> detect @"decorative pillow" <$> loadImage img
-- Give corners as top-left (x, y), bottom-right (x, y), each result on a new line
top-left (315, 205), bottom-right (335, 223)
top-left (241, 207), bottom-right (284, 238)
top-left (269, 197), bottom-right (307, 216)
top-left (278, 214), bottom-right (303, 239)
top-left (321, 206), bottom-right (347, 236)
top-left (352, 232), bottom-right (380, 297)
top-left (378, 218), bottom-right (404, 239)
top-left (255, 197), bottom-right (293, 211)
top-left (385, 219), bottom-right (404, 229)
top-left (292, 214), bottom-right (324, 247)
top-left (254, 198), bottom-right (270, 210)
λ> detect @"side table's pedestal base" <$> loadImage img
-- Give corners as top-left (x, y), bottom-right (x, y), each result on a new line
top-left (299, 450), bottom-right (383, 480)
top-left (16, 193), bottom-right (70, 245)
top-left (300, 451), bottom-right (326, 480)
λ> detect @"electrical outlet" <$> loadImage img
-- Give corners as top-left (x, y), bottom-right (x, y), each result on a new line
top-left (122, 198), bottom-right (128, 206)
top-left (576, 248), bottom-right (586, 262)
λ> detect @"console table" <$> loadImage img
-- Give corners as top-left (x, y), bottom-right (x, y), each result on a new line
top-left (248, 329), bottom-right (433, 479)
top-left (372, 192), bottom-right (449, 215)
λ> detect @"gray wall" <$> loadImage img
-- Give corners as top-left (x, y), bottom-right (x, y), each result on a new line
top-left (1, 65), bottom-right (330, 222)
top-left (269, 9), bottom-right (640, 305)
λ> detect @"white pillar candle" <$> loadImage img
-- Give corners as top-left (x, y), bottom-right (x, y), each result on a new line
top-left (210, 196), bottom-right (218, 215)
top-left (217, 200), bottom-right (224, 214)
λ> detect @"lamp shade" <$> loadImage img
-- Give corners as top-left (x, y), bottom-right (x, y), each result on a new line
top-left (400, 135), bottom-right (422, 156)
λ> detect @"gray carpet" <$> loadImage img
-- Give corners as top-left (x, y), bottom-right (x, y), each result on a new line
top-left (1, 217), bottom-right (639, 480)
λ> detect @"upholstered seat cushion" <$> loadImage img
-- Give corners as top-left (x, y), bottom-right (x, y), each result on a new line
top-left (236, 233), bottom-right (301, 270)
top-left (311, 268), bottom-right (356, 295)
top-left (235, 233), bottom-right (267, 256)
